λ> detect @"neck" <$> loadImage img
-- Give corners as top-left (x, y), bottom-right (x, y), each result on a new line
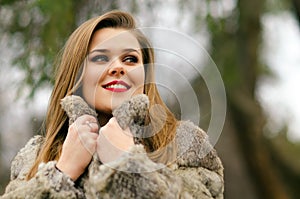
top-left (97, 111), bottom-right (113, 127)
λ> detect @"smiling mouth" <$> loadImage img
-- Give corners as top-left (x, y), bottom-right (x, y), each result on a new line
top-left (102, 80), bottom-right (131, 92)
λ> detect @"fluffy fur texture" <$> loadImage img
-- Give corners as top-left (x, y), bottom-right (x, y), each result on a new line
top-left (60, 95), bottom-right (98, 124)
top-left (112, 94), bottom-right (149, 144)
top-left (60, 94), bottom-right (149, 144)
top-left (2, 94), bottom-right (224, 199)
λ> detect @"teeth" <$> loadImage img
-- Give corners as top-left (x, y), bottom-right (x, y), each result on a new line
top-left (106, 84), bottom-right (127, 89)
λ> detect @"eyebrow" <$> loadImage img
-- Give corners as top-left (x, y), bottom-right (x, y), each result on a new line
top-left (89, 48), bottom-right (141, 54)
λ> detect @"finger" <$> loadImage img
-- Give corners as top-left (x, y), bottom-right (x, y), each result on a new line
top-left (97, 131), bottom-right (114, 151)
top-left (107, 117), bottom-right (124, 131)
top-left (77, 114), bottom-right (98, 125)
top-left (74, 115), bottom-right (99, 133)
top-left (124, 126), bottom-right (133, 137)
top-left (78, 132), bottom-right (94, 143)
top-left (78, 126), bottom-right (99, 140)
top-left (73, 122), bottom-right (93, 134)
top-left (106, 117), bottom-right (120, 127)
top-left (85, 121), bottom-right (99, 133)
top-left (69, 121), bottom-right (92, 135)
top-left (109, 117), bottom-right (117, 123)
top-left (78, 131), bottom-right (98, 154)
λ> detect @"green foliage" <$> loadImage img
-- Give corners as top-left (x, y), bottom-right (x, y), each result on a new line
top-left (0, 0), bottom-right (77, 98)
top-left (271, 130), bottom-right (300, 174)
top-left (265, 0), bottom-right (292, 13)
top-left (0, 0), bottom-right (152, 98)
top-left (0, 0), bottom-right (19, 5)
top-left (269, 130), bottom-right (300, 198)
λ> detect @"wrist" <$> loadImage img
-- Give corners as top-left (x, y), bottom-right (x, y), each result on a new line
top-left (56, 160), bottom-right (83, 181)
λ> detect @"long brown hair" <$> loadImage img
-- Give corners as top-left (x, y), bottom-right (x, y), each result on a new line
top-left (27, 10), bottom-right (177, 179)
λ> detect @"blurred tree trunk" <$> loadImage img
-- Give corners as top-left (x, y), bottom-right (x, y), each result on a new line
top-left (0, 133), bottom-right (3, 193)
top-left (0, 100), bottom-right (6, 194)
top-left (292, 0), bottom-right (300, 25)
top-left (0, 93), bottom-right (3, 193)
top-left (202, 0), bottom-right (291, 198)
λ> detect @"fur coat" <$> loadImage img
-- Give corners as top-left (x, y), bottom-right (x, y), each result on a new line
top-left (1, 94), bottom-right (224, 199)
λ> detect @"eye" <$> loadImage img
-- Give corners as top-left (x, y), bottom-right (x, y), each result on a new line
top-left (90, 55), bottom-right (109, 63)
top-left (123, 55), bottom-right (138, 63)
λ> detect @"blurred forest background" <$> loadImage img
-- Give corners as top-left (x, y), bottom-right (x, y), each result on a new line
top-left (0, 0), bottom-right (300, 199)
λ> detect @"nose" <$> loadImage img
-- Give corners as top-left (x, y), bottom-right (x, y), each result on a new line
top-left (108, 67), bottom-right (125, 76)
top-left (108, 60), bottom-right (126, 76)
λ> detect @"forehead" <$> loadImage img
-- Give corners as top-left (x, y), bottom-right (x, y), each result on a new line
top-left (89, 28), bottom-right (140, 51)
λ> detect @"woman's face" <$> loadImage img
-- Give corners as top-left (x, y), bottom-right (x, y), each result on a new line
top-left (82, 28), bottom-right (145, 113)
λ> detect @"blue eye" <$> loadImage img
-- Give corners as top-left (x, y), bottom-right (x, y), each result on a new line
top-left (123, 56), bottom-right (138, 63)
top-left (90, 55), bottom-right (109, 62)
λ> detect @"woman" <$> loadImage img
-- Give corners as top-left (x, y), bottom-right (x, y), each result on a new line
top-left (2, 10), bottom-right (224, 198)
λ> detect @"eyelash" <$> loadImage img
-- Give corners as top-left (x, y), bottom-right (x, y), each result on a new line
top-left (123, 55), bottom-right (138, 63)
top-left (90, 55), bottom-right (109, 62)
top-left (90, 55), bottom-right (139, 64)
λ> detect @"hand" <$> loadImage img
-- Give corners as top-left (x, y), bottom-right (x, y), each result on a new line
top-left (97, 117), bottom-right (134, 164)
top-left (56, 115), bottom-right (99, 181)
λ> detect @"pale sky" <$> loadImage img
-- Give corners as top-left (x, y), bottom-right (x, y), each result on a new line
top-left (258, 11), bottom-right (300, 141)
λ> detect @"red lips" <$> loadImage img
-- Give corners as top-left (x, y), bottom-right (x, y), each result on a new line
top-left (102, 80), bottom-right (131, 92)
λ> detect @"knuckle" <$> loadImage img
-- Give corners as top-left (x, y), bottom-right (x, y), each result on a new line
top-left (109, 117), bottom-right (117, 124)
top-left (68, 124), bottom-right (78, 134)
top-left (84, 114), bottom-right (97, 121)
top-left (91, 124), bottom-right (99, 132)
top-left (92, 133), bottom-right (99, 139)
top-left (100, 128), bottom-right (110, 136)
top-left (100, 125), bottom-right (107, 132)
top-left (69, 124), bottom-right (74, 131)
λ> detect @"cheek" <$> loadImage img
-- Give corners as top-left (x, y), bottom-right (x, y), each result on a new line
top-left (82, 66), bottom-right (105, 104)
top-left (129, 66), bottom-right (145, 88)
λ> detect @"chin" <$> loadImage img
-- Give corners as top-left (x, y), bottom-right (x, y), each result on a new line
top-left (96, 101), bottom-right (123, 113)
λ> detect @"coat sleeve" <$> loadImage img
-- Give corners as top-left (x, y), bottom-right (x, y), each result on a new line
top-left (1, 135), bottom-right (84, 199)
top-left (81, 121), bottom-right (224, 199)
top-left (175, 121), bottom-right (224, 199)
